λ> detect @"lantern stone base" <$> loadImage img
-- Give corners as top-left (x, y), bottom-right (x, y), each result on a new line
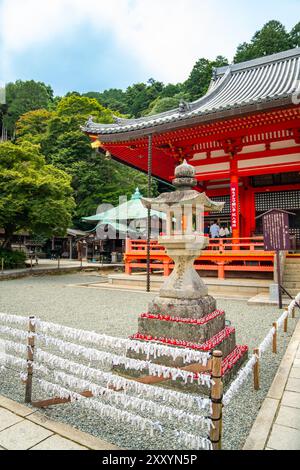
top-left (126, 329), bottom-right (237, 368)
top-left (138, 315), bottom-right (225, 344)
top-left (148, 295), bottom-right (216, 319)
top-left (113, 344), bottom-right (248, 396)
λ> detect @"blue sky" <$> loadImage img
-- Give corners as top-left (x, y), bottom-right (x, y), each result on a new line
top-left (0, 0), bottom-right (299, 96)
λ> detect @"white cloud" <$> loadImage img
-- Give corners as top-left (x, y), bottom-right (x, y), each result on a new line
top-left (0, 0), bottom-right (297, 85)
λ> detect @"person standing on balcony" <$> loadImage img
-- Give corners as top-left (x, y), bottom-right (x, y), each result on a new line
top-left (219, 225), bottom-right (230, 238)
top-left (210, 220), bottom-right (220, 239)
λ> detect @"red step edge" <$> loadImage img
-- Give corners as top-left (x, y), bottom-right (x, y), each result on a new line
top-left (139, 309), bottom-right (225, 325)
top-left (130, 326), bottom-right (235, 352)
top-left (193, 345), bottom-right (248, 379)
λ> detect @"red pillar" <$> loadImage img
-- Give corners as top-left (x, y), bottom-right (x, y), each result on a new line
top-left (240, 179), bottom-right (256, 238)
top-left (230, 158), bottom-right (240, 240)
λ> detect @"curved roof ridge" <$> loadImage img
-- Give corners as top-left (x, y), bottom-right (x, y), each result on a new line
top-left (82, 47), bottom-right (300, 136)
top-left (215, 46), bottom-right (300, 76)
top-left (189, 66), bottom-right (232, 111)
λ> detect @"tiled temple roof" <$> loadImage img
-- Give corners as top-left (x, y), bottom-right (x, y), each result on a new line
top-left (82, 48), bottom-right (300, 136)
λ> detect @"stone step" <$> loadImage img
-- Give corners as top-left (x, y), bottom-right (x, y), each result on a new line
top-left (284, 274), bottom-right (300, 280)
top-left (283, 282), bottom-right (300, 289)
top-left (128, 327), bottom-right (237, 367)
top-left (137, 310), bottom-right (225, 344)
top-left (283, 289), bottom-right (300, 297)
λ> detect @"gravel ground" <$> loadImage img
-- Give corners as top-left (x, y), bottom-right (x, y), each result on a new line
top-left (0, 272), bottom-right (297, 450)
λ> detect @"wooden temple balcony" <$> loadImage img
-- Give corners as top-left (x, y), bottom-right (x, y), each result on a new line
top-left (124, 237), bottom-right (275, 279)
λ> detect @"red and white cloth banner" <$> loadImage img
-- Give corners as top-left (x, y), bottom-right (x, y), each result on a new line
top-left (230, 182), bottom-right (239, 230)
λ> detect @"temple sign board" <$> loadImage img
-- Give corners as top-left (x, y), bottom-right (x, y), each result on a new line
top-left (257, 209), bottom-right (295, 308)
top-left (262, 210), bottom-right (292, 251)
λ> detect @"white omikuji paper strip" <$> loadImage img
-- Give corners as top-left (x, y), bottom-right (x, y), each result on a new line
top-left (287, 292), bottom-right (300, 317)
top-left (258, 327), bottom-right (276, 356)
top-left (0, 325), bottom-right (33, 342)
top-left (0, 353), bottom-right (48, 377)
top-left (277, 310), bottom-right (289, 329)
top-left (36, 377), bottom-right (163, 436)
top-left (37, 334), bottom-right (212, 387)
top-left (35, 349), bottom-right (211, 411)
top-left (37, 378), bottom-right (211, 448)
top-left (0, 313), bottom-right (29, 327)
top-left (0, 338), bottom-right (27, 356)
top-left (51, 369), bottom-right (213, 432)
top-left (37, 319), bottom-right (210, 365)
top-left (175, 430), bottom-right (212, 451)
top-left (222, 354), bottom-right (258, 406)
top-left (0, 313), bottom-right (210, 364)
top-left (0, 353), bottom-right (27, 372)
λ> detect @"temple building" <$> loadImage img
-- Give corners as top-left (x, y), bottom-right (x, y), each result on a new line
top-left (83, 48), bottom-right (300, 246)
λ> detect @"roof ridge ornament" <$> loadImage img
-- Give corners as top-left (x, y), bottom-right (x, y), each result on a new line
top-left (178, 99), bottom-right (191, 113)
top-left (84, 115), bottom-right (95, 130)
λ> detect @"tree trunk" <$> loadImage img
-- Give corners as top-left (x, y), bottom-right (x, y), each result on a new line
top-left (1, 225), bottom-right (16, 250)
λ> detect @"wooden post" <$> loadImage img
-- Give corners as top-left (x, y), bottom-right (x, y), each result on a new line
top-left (276, 251), bottom-right (283, 309)
top-left (272, 322), bottom-right (277, 354)
top-left (146, 134), bottom-right (153, 293)
top-left (253, 348), bottom-right (260, 391)
top-left (284, 308), bottom-right (288, 333)
top-left (292, 306), bottom-right (295, 319)
top-left (210, 350), bottom-right (223, 450)
top-left (25, 316), bottom-right (36, 403)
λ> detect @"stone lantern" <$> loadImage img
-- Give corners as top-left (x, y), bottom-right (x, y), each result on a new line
top-left (125, 160), bottom-right (248, 392)
top-left (142, 160), bottom-right (224, 318)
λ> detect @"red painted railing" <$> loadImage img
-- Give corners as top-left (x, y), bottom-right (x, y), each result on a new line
top-left (124, 237), bottom-right (275, 279)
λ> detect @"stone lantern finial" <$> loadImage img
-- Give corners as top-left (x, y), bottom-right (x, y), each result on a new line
top-left (172, 160), bottom-right (197, 190)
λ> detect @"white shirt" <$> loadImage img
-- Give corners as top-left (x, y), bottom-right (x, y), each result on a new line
top-left (210, 224), bottom-right (220, 238)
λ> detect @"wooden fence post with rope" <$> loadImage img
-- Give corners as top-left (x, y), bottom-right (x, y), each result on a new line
top-left (210, 350), bottom-right (223, 450)
top-left (253, 348), bottom-right (260, 391)
top-left (25, 316), bottom-right (36, 403)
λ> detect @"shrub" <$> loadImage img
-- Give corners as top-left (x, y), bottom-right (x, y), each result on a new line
top-left (0, 249), bottom-right (27, 269)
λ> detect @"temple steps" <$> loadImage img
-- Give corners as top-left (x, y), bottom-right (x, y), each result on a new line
top-left (283, 257), bottom-right (300, 297)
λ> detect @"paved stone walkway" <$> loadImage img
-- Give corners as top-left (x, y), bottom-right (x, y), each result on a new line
top-left (244, 317), bottom-right (300, 450)
top-left (0, 395), bottom-right (118, 450)
top-left (0, 259), bottom-right (122, 279)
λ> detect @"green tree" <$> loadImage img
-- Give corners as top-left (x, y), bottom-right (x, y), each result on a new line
top-left (290, 22), bottom-right (300, 47)
top-left (16, 109), bottom-right (53, 144)
top-left (125, 80), bottom-right (164, 117)
top-left (16, 94), bottom-right (149, 226)
top-left (234, 20), bottom-right (291, 63)
top-left (56, 94), bottom-right (114, 123)
top-left (160, 83), bottom-right (183, 98)
top-left (147, 97), bottom-right (180, 115)
top-left (3, 80), bottom-right (54, 137)
top-left (0, 141), bottom-right (75, 249)
top-left (183, 56), bottom-right (228, 101)
top-left (84, 89), bottom-right (130, 115)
